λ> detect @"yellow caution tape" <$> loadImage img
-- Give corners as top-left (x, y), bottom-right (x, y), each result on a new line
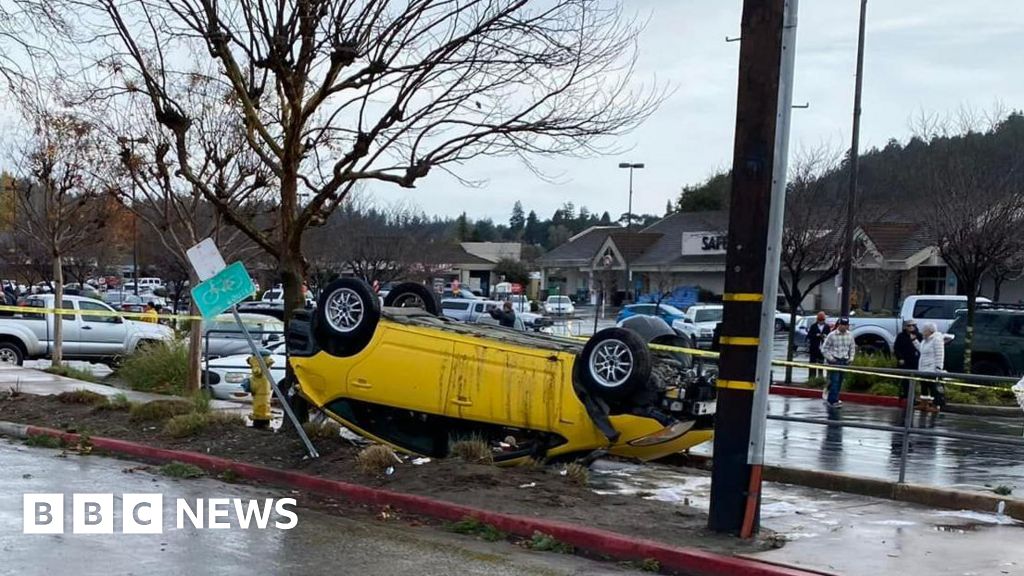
top-left (571, 335), bottom-right (1013, 391)
top-left (0, 303), bottom-right (277, 325)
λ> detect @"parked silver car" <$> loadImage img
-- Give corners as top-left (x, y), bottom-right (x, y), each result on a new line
top-left (201, 313), bottom-right (284, 359)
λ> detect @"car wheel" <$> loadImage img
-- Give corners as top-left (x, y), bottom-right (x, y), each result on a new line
top-left (383, 282), bottom-right (440, 315)
top-left (315, 278), bottom-right (380, 356)
top-left (577, 327), bottom-right (651, 401)
top-left (0, 342), bottom-right (24, 366)
top-left (775, 318), bottom-right (786, 332)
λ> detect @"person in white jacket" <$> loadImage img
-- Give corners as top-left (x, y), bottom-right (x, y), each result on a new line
top-left (917, 322), bottom-right (946, 411)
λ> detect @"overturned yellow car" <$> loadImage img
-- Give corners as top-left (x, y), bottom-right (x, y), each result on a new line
top-left (286, 279), bottom-right (716, 464)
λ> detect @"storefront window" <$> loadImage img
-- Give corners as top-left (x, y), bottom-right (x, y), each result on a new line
top-left (916, 266), bottom-right (947, 295)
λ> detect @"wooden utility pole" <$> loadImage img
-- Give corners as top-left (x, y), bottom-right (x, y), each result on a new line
top-left (708, 0), bottom-right (787, 534)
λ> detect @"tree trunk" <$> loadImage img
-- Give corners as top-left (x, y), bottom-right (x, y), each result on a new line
top-left (51, 253), bottom-right (64, 366)
top-left (186, 270), bottom-right (202, 394)
top-left (993, 276), bottom-right (1003, 302)
top-left (280, 237), bottom-right (307, 326)
top-left (785, 308), bottom-right (798, 384)
top-left (964, 287), bottom-right (976, 373)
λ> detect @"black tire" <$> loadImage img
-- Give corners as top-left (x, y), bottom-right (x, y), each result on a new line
top-left (576, 327), bottom-right (651, 401)
top-left (0, 341), bottom-right (24, 366)
top-left (315, 278), bottom-right (380, 356)
top-left (383, 282), bottom-right (440, 315)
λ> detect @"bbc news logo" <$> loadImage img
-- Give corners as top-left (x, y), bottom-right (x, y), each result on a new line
top-left (23, 494), bottom-right (298, 534)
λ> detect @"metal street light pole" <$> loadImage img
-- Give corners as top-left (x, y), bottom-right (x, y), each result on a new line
top-left (118, 135), bottom-right (149, 297)
top-left (618, 162), bottom-right (644, 302)
top-left (840, 0), bottom-right (868, 318)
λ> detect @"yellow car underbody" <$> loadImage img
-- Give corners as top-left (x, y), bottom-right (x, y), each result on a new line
top-left (290, 315), bottom-right (712, 463)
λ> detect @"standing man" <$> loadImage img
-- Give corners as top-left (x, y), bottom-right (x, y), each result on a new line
top-left (821, 318), bottom-right (856, 409)
top-left (893, 319), bottom-right (922, 402)
top-left (488, 301), bottom-right (517, 328)
top-left (142, 302), bottom-right (159, 324)
top-left (917, 322), bottom-right (947, 412)
top-left (807, 311), bottom-right (830, 380)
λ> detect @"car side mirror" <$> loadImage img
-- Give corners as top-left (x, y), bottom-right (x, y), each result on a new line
top-left (684, 318), bottom-right (694, 324)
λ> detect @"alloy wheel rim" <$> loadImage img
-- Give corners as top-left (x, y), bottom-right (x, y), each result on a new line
top-left (589, 340), bottom-right (633, 388)
top-left (0, 348), bottom-right (17, 365)
top-left (325, 288), bottom-right (364, 333)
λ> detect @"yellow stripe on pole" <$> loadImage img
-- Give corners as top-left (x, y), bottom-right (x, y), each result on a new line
top-left (717, 379), bottom-right (756, 391)
top-left (719, 336), bottom-right (760, 346)
top-left (722, 293), bottom-right (764, 302)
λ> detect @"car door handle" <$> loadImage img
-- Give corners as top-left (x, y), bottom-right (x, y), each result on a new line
top-left (351, 378), bottom-right (371, 389)
top-left (451, 398), bottom-right (472, 407)
top-left (82, 326), bottom-right (93, 330)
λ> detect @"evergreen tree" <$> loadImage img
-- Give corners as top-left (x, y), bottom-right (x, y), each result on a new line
top-left (665, 199), bottom-right (673, 216)
top-left (524, 210), bottom-right (541, 244)
top-left (509, 201), bottom-right (525, 235)
top-left (599, 211), bottom-right (612, 225)
top-left (455, 212), bottom-right (471, 241)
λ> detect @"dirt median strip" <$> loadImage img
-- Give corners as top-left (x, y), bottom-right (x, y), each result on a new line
top-left (2, 420), bottom-right (822, 576)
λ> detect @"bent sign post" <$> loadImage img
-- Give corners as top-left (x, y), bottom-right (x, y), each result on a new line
top-left (187, 241), bottom-right (319, 459)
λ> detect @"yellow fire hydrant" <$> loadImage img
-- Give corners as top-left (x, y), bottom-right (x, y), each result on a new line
top-left (247, 351), bottom-right (274, 429)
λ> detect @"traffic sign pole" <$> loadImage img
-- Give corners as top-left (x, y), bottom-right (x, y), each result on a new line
top-left (231, 305), bottom-right (319, 459)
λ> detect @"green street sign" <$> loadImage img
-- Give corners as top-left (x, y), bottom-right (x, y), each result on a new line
top-left (191, 261), bottom-right (256, 319)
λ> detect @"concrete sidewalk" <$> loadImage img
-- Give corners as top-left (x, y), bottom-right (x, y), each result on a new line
top-left (592, 460), bottom-right (1024, 576)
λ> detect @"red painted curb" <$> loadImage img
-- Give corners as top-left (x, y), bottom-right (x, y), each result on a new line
top-left (771, 385), bottom-right (903, 407)
top-left (22, 424), bottom-right (819, 576)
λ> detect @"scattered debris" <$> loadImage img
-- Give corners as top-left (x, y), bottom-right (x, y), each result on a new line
top-left (993, 485), bottom-right (1013, 496)
top-left (518, 482), bottom-right (537, 489)
top-left (411, 457), bottom-right (431, 465)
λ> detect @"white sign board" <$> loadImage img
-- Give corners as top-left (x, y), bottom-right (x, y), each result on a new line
top-left (681, 231), bottom-right (729, 255)
top-left (186, 238), bottom-right (228, 282)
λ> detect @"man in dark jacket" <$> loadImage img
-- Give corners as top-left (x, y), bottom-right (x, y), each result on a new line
top-left (488, 301), bottom-right (516, 328)
top-left (893, 319), bottom-right (922, 400)
top-left (807, 311), bottom-right (830, 379)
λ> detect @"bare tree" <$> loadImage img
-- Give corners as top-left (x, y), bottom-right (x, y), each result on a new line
top-left (7, 105), bottom-right (104, 365)
top-left (911, 110), bottom-right (1024, 372)
top-left (778, 148), bottom-right (847, 383)
top-left (307, 194), bottom-right (420, 285)
top-left (40, 0), bottom-right (661, 318)
top-left (988, 249), bottom-right (1024, 302)
top-left (91, 87), bottom-right (270, 393)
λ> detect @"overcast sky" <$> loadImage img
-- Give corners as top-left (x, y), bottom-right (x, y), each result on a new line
top-left (375, 0), bottom-right (1024, 223)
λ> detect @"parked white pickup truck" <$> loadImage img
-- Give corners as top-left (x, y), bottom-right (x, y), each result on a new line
top-left (796, 295), bottom-right (988, 355)
top-left (0, 294), bottom-right (174, 366)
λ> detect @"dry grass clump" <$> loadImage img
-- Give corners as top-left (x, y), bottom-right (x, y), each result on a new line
top-left (302, 420), bottom-right (342, 440)
top-left (562, 462), bottom-right (590, 486)
top-left (163, 411), bottom-right (244, 438)
top-left (356, 444), bottom-right (399, 475)
top-left (130, 399), bottom-right (194, 422)
top-left (449, 437), bottom-right (494, 465)
top-left (56, 389), bottom-right (108, 405)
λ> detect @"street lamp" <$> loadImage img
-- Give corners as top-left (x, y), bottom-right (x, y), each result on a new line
top-left (618, 162), bottom-right (644, 301)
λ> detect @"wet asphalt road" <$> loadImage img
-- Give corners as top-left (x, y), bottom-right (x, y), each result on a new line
top-left (0, 441), bottom-right (644, 576)
top-left (591, 459), bottom-right (1024, 576)
top-left (694, 395), bottom-right (1024, 491)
